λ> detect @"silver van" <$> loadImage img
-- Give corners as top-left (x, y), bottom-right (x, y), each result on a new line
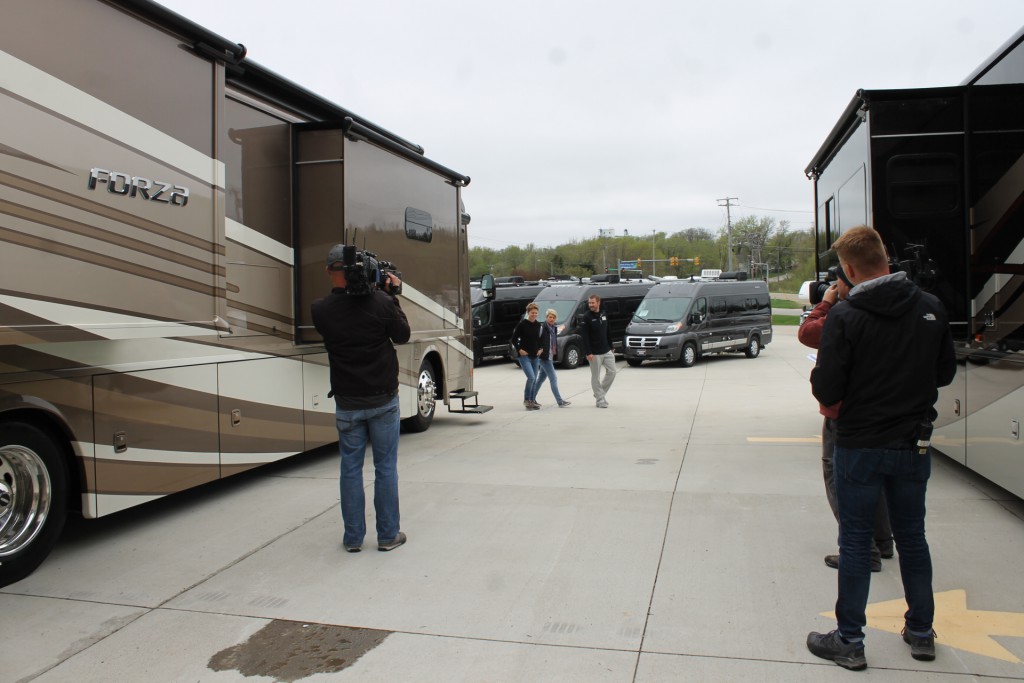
top-left (624, 275), bottom-right (772, 367)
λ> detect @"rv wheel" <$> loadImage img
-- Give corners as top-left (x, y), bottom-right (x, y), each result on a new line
top-left (561, 343), bottom-right (581, 369)
top-left (0, 422), bottom-right (69, 587)
top-left (679, 342), bottom-right (697, 368)
top-left (745, 336), bottom-right (761, 358)
top-left (402, 360), bottom-right (437, 433)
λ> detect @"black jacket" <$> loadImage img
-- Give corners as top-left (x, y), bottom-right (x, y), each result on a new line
top-left (510, 318), bottom-right (549, 357)
top-left (579, 306), bottom-right (613, 356)
top-left (311, 288), bottom-right (411, 407)
top-left (811, 272), bottom-right (956, 448)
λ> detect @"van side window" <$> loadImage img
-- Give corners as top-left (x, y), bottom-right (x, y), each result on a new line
top-left (604, 300), bottom-right (621, 315)
top-left (727, 296), bottom-right (745, 314)
top-left (475, 304), bottom-right (491, 326)
top-left (695, 298), bottom-right (707, 318)
top-left (710, 297), bottom-right (726, 315)
top-left (499, 302), bottom-right (522, 319)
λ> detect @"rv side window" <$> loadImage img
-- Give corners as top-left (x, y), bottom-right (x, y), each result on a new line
top-left (604, 300), bottom-right (621, 315)
top-left (710, 297), bottom-right (727, 315)
top-left (886, 154), bottom-right (959, 215)
top-left (405, 207), bottom-right (433, 242)
top-left (727, 296), bottom-right (745, 314)
top-left (694, 298), bottom-right (707, 320)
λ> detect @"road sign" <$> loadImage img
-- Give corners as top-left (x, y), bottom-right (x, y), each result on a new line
top-left (619, 260), bottom-right (637, 269)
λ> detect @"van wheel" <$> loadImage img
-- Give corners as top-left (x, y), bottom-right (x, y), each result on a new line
top-left (402, 360), bottom-right (436, 433)
top-left (679, 342), bottom-right (697, 368)
top-left (0, 422), bottom-right (69, 587)
top-left (561, 343), bottom-right (582, 369)
top-left (626, 358), bottom-right (643, 367)
top-left (745, 336), bottom-right (761, 358)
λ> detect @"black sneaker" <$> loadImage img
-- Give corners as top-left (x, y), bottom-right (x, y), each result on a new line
top-left (807, 630), bottom-right (867, 671)
top-left (378, 531), bottom-right (407, 552)
top-left (902, 628), bottom-right (936, 661)
top-left (824, 554), bottom-right (881, 572)
top-left (344, 544), bottom-right (362, 553)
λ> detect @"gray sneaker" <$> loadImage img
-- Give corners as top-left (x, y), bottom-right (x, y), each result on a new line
top-left (557, 400), bottom-right (571, 407)
top-left (378, 531), bottom-right (407, 552)
top-left (902, 627), bottom-right (936, 661)
top-left (596, 399), bottom-right (608, 408)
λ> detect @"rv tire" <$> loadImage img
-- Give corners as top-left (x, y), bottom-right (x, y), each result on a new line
top-left (402, 360), bottom-right (437, 433)
top-left (745, 336), bottom-right (761, 358)
top-left (0, 422), bottom-right (69, 588)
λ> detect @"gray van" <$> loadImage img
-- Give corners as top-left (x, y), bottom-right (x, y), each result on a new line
top-left (624, 276), bottom-right (772, 367)
top-left (532, 281), bottom-right (655, 368)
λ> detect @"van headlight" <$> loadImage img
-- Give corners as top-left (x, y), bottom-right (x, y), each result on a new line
top-left (664, 322), bottom-right (683, 333)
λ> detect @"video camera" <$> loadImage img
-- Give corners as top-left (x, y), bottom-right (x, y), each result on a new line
top-left (808, 241), bottom-right (939, 305)
top-left (327, 244), bottom-right (402, 297)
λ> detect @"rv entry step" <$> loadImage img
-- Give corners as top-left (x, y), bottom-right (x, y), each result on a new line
top-left (448, 390), bottom-right (493, 414)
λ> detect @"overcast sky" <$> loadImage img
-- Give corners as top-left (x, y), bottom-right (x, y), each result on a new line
top-left (159, 1), bottom-right (1024, 249)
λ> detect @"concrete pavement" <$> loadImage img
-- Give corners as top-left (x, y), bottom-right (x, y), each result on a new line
top-left (4, 327), bottom-right (1024, 682)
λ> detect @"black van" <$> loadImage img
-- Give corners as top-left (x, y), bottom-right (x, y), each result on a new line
top-left (532, 281), bottom-right (655, 368)
top-left (471, 283), bottom-right (548, 365)
top-left (624, 275), bottom-right (772, 367)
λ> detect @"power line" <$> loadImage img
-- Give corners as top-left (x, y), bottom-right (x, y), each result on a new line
top-left (737, 203), bottom-right (813, 214)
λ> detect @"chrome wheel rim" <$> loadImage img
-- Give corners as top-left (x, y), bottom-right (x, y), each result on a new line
top-left (416, 369), bottom-right (436, 418)
top-left (0, 445), bottom-right (52, 558)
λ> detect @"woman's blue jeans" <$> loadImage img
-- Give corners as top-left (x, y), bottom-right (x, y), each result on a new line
top-left (336, 395), bottom-right (401, 547)
top-left (833, 445), bottom-right (933, 640)
top-left (518, 355), bottom-right (539, 401)
top-left (535, 357), bottom-right (564, 403)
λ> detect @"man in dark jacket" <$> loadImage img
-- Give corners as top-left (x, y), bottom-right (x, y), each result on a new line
top-left (806, 226), bottom-right (956, 671)
top-left (579, 293), bottom-right (616, 408)
top-left (311, 245), bottom-right (411, 553)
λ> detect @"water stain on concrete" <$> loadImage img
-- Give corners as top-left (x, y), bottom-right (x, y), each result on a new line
top-left (208, 619), bottom-right (390, 682)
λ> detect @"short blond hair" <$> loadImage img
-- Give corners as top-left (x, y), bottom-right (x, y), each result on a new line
top-left (545, 308), bottom-right (557, 318)
top-left (832, 225), bottom-right (888, 274)
top-left (525, 302), bottom-right (539, 313)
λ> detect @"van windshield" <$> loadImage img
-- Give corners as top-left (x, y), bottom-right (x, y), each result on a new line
top-left (533, 299), bottom-right (579, 323)
top-left (633, 297), bottom-right (693, 323)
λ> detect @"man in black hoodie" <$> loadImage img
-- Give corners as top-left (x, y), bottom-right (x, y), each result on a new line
top-left (806, 226), bottom-right (956, 671)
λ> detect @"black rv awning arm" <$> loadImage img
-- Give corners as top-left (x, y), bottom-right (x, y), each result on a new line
top-left (341, 118), bottom-right (471, 187)
top-left (804, 91), bottom-right (867, 180)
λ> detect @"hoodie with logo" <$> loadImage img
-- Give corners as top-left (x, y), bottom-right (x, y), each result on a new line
top-left (811, 272), bottom-right (956, 449)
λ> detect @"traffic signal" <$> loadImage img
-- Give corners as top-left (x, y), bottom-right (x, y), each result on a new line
top-left (694, 256), bottom-right (701, 266)
top-left (670, 256), bottom-right (679, 266)
top-left (637, 259), bottom-right (642, 265)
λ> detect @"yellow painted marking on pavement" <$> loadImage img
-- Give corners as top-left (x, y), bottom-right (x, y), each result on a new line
top-left (747, 437), bottom-right (820, 444)
top-left (821, 589), bottom-right (1024, 663)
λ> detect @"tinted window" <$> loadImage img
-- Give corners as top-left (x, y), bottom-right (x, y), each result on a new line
top-left (886, 154), bottom-right (959, 215)
top-left (634, 297), bottom-right (693, 322)
top-left (405, 207), bottom-right (432, 243)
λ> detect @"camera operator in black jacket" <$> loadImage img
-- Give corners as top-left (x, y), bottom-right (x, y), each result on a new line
top-left (806, 226), bottom-right (956, 671)
top-left (311, 245), bottom-right (411, 554)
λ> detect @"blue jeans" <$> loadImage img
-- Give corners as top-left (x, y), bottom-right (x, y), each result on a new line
top-left (535, 357), bottom-right (564, 403)
top-left (336, 395), bottom-right (401, 547)
top-left (518, 355), bottom-right (539, 401)
top-left (834, 445), bottom-right (933, 640)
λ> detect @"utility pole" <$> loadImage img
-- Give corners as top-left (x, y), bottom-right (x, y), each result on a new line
top-left (651, 229), bottom-right (657, 276)
top-left (717, 197), bottom-right (738, 271)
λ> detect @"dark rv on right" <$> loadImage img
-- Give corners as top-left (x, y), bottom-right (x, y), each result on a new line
top-left (805, 28), bottom-right (1024, 500)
